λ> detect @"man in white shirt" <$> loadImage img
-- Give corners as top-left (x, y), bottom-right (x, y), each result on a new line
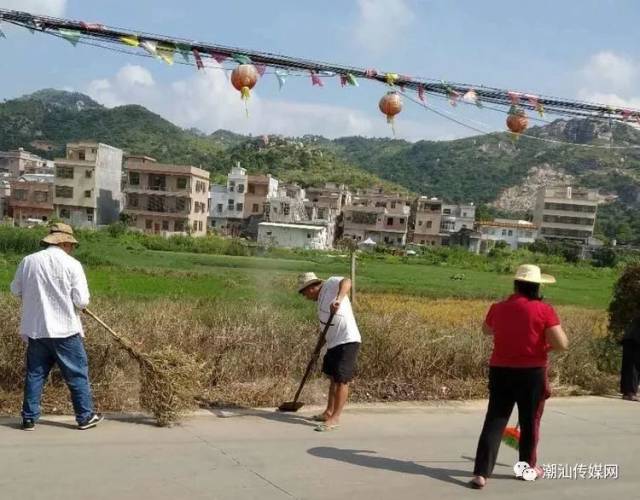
top-left (11, 223), bottom-right (102, 431)
top-left (298, 272), bottom-right (361, 431)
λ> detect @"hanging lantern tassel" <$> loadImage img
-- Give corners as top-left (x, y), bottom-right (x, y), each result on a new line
top-left (231, 64), bottom-right (259, 117)
top-left (379, 91), bottom-right (403, 136)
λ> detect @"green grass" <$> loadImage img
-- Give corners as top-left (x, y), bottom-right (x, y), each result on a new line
top-left (0, 243), bottom-right (616, 308)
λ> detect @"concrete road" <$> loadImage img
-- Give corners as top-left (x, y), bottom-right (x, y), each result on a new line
top-left (0, 397), bottom-right (638, 500)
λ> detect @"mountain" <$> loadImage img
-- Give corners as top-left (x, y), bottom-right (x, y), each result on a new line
top-left (2, 89), bottom-right (640, 243)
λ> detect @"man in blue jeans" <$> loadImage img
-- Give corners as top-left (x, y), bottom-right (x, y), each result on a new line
top-left (10, 223), bottom-right (102, 431)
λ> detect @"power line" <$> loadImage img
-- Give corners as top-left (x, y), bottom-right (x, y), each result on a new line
top-left (2, 7), bottom-right (640, 124)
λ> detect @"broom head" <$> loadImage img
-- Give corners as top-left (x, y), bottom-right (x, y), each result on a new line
top-left (278, 401), bottom-right (305, 412)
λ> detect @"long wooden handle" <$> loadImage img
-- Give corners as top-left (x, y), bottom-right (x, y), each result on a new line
top-left (291, 310), bottom-right (336, 403)
top-left (84, 308), bottom-right (137, 353)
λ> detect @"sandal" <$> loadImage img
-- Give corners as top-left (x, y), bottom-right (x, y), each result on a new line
top-left (314, 423), bottom-right (340, 432)
top-left (310, 414), bottom-right (329, 422)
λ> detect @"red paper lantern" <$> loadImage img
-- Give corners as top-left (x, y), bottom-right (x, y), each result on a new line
top-left (506, 106), bottom-right (528, 134)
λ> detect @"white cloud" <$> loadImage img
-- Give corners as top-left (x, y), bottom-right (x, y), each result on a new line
top-left (85, 64), bottom-right (445, 141)
top-left (0, 0), bottom-right (67, 16)
top-left (354, 0), bottom-right (415, 54)
top-left (578, 51), bottom-right (640, 110)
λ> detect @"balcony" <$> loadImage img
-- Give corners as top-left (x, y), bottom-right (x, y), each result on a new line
top-left (124, 205), bottom-right (190, 216)
top-left (125, 184), bottom-right (191, 195)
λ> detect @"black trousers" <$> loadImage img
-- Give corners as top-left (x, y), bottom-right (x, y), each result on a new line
top-left (620, 340), bottom-right (640, 395)
top-left (473, 366), bottom-right (550, 477)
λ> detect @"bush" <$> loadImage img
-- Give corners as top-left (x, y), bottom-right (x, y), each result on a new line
top-left (0, 226), bottom-right (46, 254)
top-left (608, 263), bottom-right (640, 339)
top-left (592, 247), bottom-right (618, 268)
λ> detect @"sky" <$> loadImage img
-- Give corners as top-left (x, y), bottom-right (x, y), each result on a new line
top-left (1, 0), bottom-right (639, 141)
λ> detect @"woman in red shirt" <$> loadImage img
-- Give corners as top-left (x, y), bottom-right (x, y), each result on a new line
top-left (471, 265), bottom-right (569, 489)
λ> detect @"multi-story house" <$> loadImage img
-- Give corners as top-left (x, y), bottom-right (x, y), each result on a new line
top-left (244, 174), bottom-right (278, 218)
top-left (8, 174), bottom-right (55, 226)
top-left (123, 155), bottom-right (210, 236)
top-left (412, 197), bottom-right (444, 246)
top-left (342, 204), bottom-right (410, 247)
top-left (53, 142), bottom-right (123, 228)
top-left (476, 219), bottom-right (538, 252)
top-left (533, 186), bottom-right (598, 245)
top-left (0, 148), bottom-right (53, 178)
top-left (304, 183), bottom-right (352, 220)
top-left (0, 178), bottom-right (11, 218)
top-left (440, 203), bottom-right (476, 233)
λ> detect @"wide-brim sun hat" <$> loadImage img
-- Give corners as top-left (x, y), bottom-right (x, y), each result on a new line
top-left (514, 264), bottom-right (556, 284)
top-left (41, 222), bottom-right (78, 246)
top-left (297, 272), bottom-right (323, 293)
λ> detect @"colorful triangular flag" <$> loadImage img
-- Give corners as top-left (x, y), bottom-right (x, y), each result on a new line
top-left (232, 53), bottom-right (252, 64)
top-left (157, 43), bottom-right (175, 65)
top-left (385, 73), bottom-right (399, 86)
top-left (211, 52), bottom-right (228, 64)
top-left (57, 29), bottom-right (81, 46)
top-left (417, 84), bottom-right (425, 102)
top-left (346, 73), bottom-right (358, 87)
top-left (275, 69), bottom-right (288, 90)
top-left (193, 48), bottom-right (205, 70)
top-left (311, 71), bottom-right (323, 87)
top-left (508, 91), bottom-right (521, 105)
top-left (120, 35), bottom-right (140, 47)
top-left (177, 44), bottom-right (191, 62)
top-left (140, 40), bottom-right (158, 57)
top-left (463, 89), bottom-right (482, 107)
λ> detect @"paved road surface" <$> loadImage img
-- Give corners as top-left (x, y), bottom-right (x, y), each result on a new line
top-left (0, 397), bottom-right (638, 499)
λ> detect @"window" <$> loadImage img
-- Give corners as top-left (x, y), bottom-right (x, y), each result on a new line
top-left (128, 194), bottom-right (139, 208)
top-left (386, 217), bottom-right (394, 225)
top-left (13, 189), bottom-right (27, 201)
top-left (236, 203), bottom-right (243, 212)
top-left (399, 218), bottom-right (405, 224)
top-left (248, 184), bottom-right (255, 194)
top-left (176, 198), bottom-right (186, 212)
top-left (252, 203), bottom-right (259, 213)
top-left (443, 208), bottom-right (451, 215)
top-left (174, 220), bottom-right (185, 232)
top-left (502, 229), bottom-right (507, 236)
top-left (78, 151), bottom-right (86, 161)
top-left (307, 233), bottom-right (311, 239)
top-left (59, 208), bottom-right (70, 218)
top-left (391, 202), bottom-right (396, 209)
top-left (418, 220), bottom-right (423, 226)
top-left (84, 190), bottom-right (91, 198)
top-left (217, 204), bottom-right (223, 213)
top-left (177, 177), bottom-right (187, 189)
top-left (129, 172), bottom-right (140, 185)
top-left (198, 221), bottom-right (203, 231)
top-left (283, 203), bottom-right (290, 216)
top-left (237, 184), bottom-right (244, 193)
top-left (34, 191), bottom-right (48, 203)
top-left (162, 220), bottom-right (169, 231)
top-left (229, 181), bottom-right (235, 190)
top-left (266, 231), bottom-right (272, 236)
top-left (56, 166), bottom-right (74, 179)
top-left (86, 208), bottom-right (94, 222)
top-left (85, 170), bottom-right (93, 179)
top-left (228, 199), bottom-right (234, 210)
top-left (463, 212), bottom-right (468, 217)
top-left (426, 221), bottom-right (432, 229)
top-left (145, 219), bottom-right (152, 229)
top-left (56, 186), bottom-right (73, 198)
top-left (508, 230), bottom-right (513, 236)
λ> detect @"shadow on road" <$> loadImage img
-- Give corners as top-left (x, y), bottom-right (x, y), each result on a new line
top-left (308, 447), bottom-right (513, 488)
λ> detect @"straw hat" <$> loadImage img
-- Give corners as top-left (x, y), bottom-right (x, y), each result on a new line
top-left (297, 272), bottom-right (323, 293)
top-left (41, 222), bottom-right (78, 246)
top-left (514, 264), bottom-right (556, 284)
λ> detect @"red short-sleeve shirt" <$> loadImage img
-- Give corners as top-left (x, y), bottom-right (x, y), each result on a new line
top-left (485, 294), bottom-right (560, 368)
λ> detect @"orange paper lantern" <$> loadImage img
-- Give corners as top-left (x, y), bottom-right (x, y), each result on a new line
top-left (379, 91), bottom-right (403, 123)
top-left (231, 64), bottom-right (259, 99)
top-left (506, 107), bottom-right (528, 134)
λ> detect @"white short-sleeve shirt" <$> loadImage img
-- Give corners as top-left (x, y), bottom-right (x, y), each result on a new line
top-left (318, 276), bottom-right (361, 349)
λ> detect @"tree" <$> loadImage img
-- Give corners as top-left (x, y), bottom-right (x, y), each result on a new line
top-left (592, 247), bottom-right (618, 268)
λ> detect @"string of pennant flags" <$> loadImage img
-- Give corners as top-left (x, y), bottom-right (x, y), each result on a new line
top-left (2, 7), bottom-right (640, 138)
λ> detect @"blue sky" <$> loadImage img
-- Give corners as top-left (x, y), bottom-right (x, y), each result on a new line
top-left (1, 0), bottom-right (639, 140)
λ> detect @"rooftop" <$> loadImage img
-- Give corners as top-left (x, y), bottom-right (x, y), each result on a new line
top-left (259, 222), bottom-right (325, 231)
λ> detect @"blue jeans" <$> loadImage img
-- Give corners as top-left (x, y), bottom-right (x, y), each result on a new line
top-left (22, 334), bottom-right (94, 424)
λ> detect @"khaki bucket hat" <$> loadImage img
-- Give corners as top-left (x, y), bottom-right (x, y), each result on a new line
top-left (297, 272), bottom-right (323, 293)
top-left (514, 264), bottom-right (556, 284)
top-left (41, 222), bottom-right (78, 246)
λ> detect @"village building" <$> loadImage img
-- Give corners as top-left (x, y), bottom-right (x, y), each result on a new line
top-left (476, 219), bottom-right (538, 252)
top-left (257, 222), bottom-right (330, 250)
top-left (8, 174), bottom-right (55, 226)
top-left (53, 142), bottom-right (123, 228)
top-left (123, 155), bottom-right (210, 236)
top-left (533, 186), bottom-right (599, 245)
top-left (0, 148), bottom-right (53, 178)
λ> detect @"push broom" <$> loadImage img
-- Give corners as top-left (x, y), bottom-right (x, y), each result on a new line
top-left (278, 311), bottom-right (336, 412)
top-left (502, 423), bottom-right (520, 449)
